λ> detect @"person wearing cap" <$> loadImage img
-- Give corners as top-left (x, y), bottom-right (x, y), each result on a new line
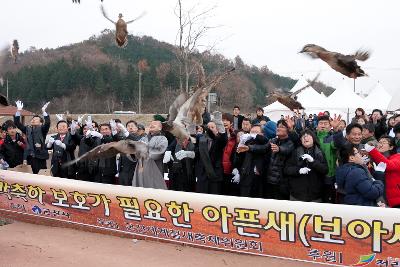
top-left (136, 124), bottom-right (146, 138)
top-left (251, 107), bottom-right (270, 125)
top-left (361, 123), bottom-right (378, 147)
top-left (0, 121), bottom-right (26, 168)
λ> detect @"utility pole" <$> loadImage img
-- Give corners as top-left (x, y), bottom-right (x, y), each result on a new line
top-left (6, 79), bottom-right (9, 99)
top-left (138, 72), bottom-right (142, 114)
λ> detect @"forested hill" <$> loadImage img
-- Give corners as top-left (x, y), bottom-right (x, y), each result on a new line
top-left (0, 31), bottom-right (334, 113)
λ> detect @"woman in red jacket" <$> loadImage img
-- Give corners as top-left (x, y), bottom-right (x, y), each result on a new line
top-left (365, 136), bottom-right (400, 208)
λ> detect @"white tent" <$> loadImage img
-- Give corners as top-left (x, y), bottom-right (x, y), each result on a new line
top-left (290, 76), bottom-right (310, 93)
top-left (296, 86), bottom-right (329, 110)
top-left (364, 82), bottom-right (392, 111)
top-left (326, 80), bottom-right (367, 109)
top-left (387, 90), bottom-right (400, 111)
top-left (263, 101), bottom-right (292, 122)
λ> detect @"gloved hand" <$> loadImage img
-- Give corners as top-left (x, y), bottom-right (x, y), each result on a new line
top-left (117, 123), bottom-right (129, 137)
top-left (231, 171), bottom-right (240, 184)
top-left (54, 140), bottom-right (66, 150)
top-left (85, 115), bottom-right (93, 130)
top-left (373, 162), bottom-right (387, 172)
top-left (301, 154), bottom-right (314, 163)
top-left (70, 120), bottom-right (78, 135)
top-left (299, 167), bottom-right (311, 175)
top-left (77, 115), bottom-right (84, 125)
top-left (175, 150), bottom-right (194, 161)
top-left (239, 133), bottom-right (252, 145)
top-left (364, 143), bottom-right (375, 152)
top-left (56, 114), bottom-right (64, 121)
top-left (90, 130), bottom-right (103, 139)
top-left (47, 137), bottom-right (55, 148)
top-left (232, 168), bottom-right (239, 176)
top-left (15, 100), bottom-right (24, 111)
top-left (110, 120), bottom-right (117, 135)
top-left (212, 111), bottom-right (225, 134)
top-left (41, 102), bottom-right (50, 116)
top-left (163, 151), bottom-right (173, 163)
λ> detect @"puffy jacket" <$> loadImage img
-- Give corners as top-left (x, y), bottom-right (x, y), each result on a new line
top-left (369, 149), bottom-right (400, 207)
top-left (285, 146), bottom-right (328, 201)
top-left (266, 137), bottom-right (294, 185)
top-left (0, 134), bottom-right (26, 168)
top-left (222, 131), bottom-right (237, 174)
top-left (336, 163), bottom-right (384, 206)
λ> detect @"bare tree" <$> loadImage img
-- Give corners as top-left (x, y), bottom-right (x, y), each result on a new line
top-left (137, 59), bottom-right (149, 114)
top-left (156, 62), bottom-right (172, 111)
top-left (174, 0), bottom-right (218, 93)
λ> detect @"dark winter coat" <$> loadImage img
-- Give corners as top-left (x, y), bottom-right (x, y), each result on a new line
top-left (0, 133), bottom-right (26, 168)
top-left (285, 146), bottom-right (328, 201)
top-left (336, 163), bottom-right (384, 206)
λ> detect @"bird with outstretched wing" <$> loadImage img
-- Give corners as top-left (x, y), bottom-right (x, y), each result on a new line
top-left (163, 62), bottom-right (234, 144)
top-left (63, 139), bottom-right (148, 167)
top-left (100, 5), bottom-right (145, 47)
top-left (299, 44), bottom-right (370, 79)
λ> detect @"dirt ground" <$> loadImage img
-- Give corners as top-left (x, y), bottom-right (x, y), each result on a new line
top-left (0, 220), bottom-right (325, 267)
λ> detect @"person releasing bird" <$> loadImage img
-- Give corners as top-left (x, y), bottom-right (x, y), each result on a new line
top-left (100, 5), bottom-right (145, 47)
top-left (299, 44), bottom-right (370, 79)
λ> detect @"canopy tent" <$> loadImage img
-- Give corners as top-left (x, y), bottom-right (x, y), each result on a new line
top-left (289, 76), bottom-right (309, 93)
top-left (326, 80), bottom-right (368, 109)
top-left (387, 89), bottom-right (400, 111)
top-left (364, 82), bottom-right (392, 111)
top-left (296, 86), bottom-right (329, 110)
top-left (263, 101), bottom-right (292, 122)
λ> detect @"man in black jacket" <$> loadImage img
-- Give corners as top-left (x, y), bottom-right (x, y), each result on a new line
top-left (0, 122), bottom-right (26, 168)
top-left (195, 112), bottom-right (227, 194)
top-left (94, 123), bottom-right (118, 184)
top-left (14, 100), bottom-right (51, 174)
top-left (235, 125), bottom-right (269, 198)
top-left (47, 120), bottom-right (77, 179)
top-left (233, 106), bottom-right (244, 131)
top-left (265, 119), bottom-right (295, 200)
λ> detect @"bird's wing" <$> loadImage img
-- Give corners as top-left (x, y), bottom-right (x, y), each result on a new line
top-left (290, 73), bottom-right (320, 98)
top-left (167, 91), bottom-right (188, 124)
top-left (63, 140), bottom-right (147, 167)
top-left (351, 49), bottom-right (370, 61)
top-left (125, 11), bottom-right (146, 24)
top-left (100, 5), bottom-right (116, 24)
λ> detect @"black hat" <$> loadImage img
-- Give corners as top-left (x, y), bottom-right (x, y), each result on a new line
top-left (137, 124), bottom-right (145, 130)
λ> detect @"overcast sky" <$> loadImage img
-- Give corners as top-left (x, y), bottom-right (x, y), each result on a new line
top-left (1, 0), bottom-right (399, 95)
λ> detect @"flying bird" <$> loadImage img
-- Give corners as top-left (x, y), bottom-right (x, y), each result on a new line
top-left (10, 40), bottom-right (19, 64)
top-left (299, 44), bottom-right (370, 79)
top-left (267, 73), bottom-right (320, 110)
top-left (100, 5), bottom-right (145, 47)
top-left (163, 62), bottom-right (235, 144)
top-left (63, 139), bottom-right (148, 167)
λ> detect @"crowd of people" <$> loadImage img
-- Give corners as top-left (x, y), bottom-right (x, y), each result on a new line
top-left (1, 100), bottom-right (399, 208)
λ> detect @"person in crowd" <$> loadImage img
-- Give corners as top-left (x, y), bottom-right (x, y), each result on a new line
top-left (196, 125), bottom-right (205, 135)
top-left (232, 105), bottom-right (244, 131)
top-left (294, 112), bottom-right (305, 134)
top-left (338, 120), bottom-right (347, 132)
top-left (0, 121), bottom-right (26, 168)
top-left (136, 124), bottom-right (146, 139)
top-left (356, 117), bottom-right (367, 126)
top-left (351, 108), bottom-right (368, 124)
top-left (132, 120), bottom-right (168, 189)
top-left (285, 129), bottom-right (328, 202)
top-left (74, 120), bottom-right (101, 182)
top-left (265, 119), bottom-right (294, 200)
top-left (195, 115), bottom-right (227, 194)
top-left (394, 125), bottom-right (400, 153)
top-left (315, 115), bottom-right (341, 203)
top-left (251, 107), bottom-right (270, 125)
top-left (117, 120), bottom-right (141, 186)
top-left (334, 123), bottom-right (364, 151)
top-left (164, 136), bottom-right (196, 192)
top-left (235, 124), bottom-right (269, 198)
top-left (305, 114), bottom-right (315, 130)
top-left (388, 114), bottom-right (400, 137)
top-left (361, 123), bottom-right (378, 147)
top-left (263, 121), bottom-right (277, 141)
top-left (336, 144), bottom-right (384, 206)
top-left (202, 107), bottom-right (211, 125)
top-left (370, 109), bottom-right (387, 139)
top-left (14, 100), bottom-right (51, 174)
top-left (365, 136), bottom-right (400, 208)
top-left (221, 113), bottom-right (238, 196)
top-left (387, 116), bottom-right (396, 134)
top-left (93, 123), bottom-right (118, 184)
top-left (241, 118), bottom-right (252, 134)
top-left (47, 120), bottom-right (77, 179)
